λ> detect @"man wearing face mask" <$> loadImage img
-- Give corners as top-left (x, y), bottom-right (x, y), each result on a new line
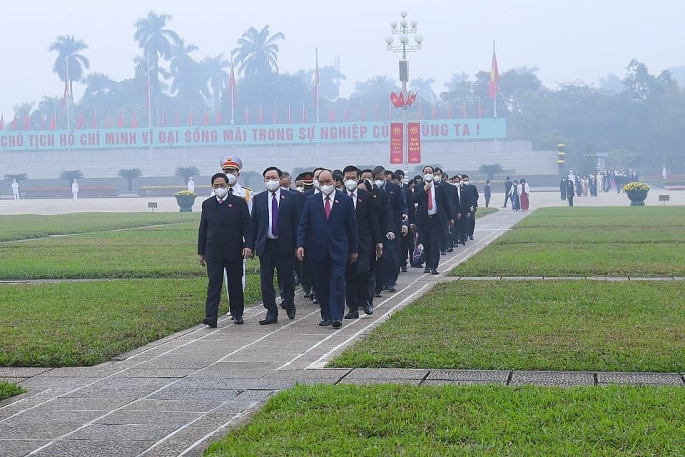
top-left (361, 168), bottom-right (393, 300)
top-left (461, 174), bottom-right (479, 240)
top-left (249, 167), bottom-right (301, 324)
top-left (301, 167), bottom-right (325, 305)
top-left (297, 169), bottom-right (358, 328)
top-left (198, 173), bottom-right (253, 327)
top-left (342, 165), bottom-right (383, 319)
top-left (413, 165), bottom-right (453, 275)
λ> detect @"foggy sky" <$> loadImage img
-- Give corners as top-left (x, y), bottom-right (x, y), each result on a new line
top-left (2, 0), bottom-right (684, 117)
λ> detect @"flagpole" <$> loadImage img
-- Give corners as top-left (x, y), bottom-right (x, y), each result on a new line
top-left (65, 57), bottom-right (70, 130)
top-left (314, 47), bottom-right (320, 124)
top-left (230, 57), bottom-right (236, 125)
top-left (147, 52), bottom-right (152, 128)
top-left (492, 41), bottom-right (498, 119)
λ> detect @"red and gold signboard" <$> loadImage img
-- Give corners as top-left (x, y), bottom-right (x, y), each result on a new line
top-left (407, 122), bottom-right (421, 163)
top-left (389, 122), bottom-right (403, 164)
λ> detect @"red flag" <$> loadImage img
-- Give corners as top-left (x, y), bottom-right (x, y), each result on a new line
top-left (216, 111), bottom-right (222, 125)
top-left (188, 109), bottom-right (193, 126)
top-left (489, 42), bottom-right (500, 100)
top-left (329, 106), bottom-right (335, 123)
top-left (229, 64), bottom-right (236, 120)
top-left (175, 107), bottom-right (180, 127)
top-left (131, 111), bottom-right (138, 128)
top-left (203, 108), bottom-right (209, 126)
top-left (432, 104), bottom-right (437, 120)
top-left (245, 104), bottom-right (250, 125)
top-left (397, 91), bottom-right (405, 107)
top-left (359, 99), bottom-right (363, 121)
top-left (274, 103), bottom-right (278, 124)
top-left (447, 100), bottom-right (452, 119)
top-left (50, 113), bottom-right (56, 130)
top-left (118, 110), bottom-right (124, 127)
top-left (345, 100), bottom-right (349, 121)
top-left (390, 92), bottom-right (402, 108)
top-left (92, 109), bottom-right (98, 129)
top-left (162, 108), bottom-right (166, 127)
top-left (24, 113), bottom-right (30, 130)
top-left (406, 92), bottom-right (417, 107)
top-left (106, 110), bottom-right (111, 128)
top-left (76, 111), bottom-right (83, 129)
top-left (0, 112), bottom-right (3, 130)
top-left (11, 113), bottom-right (17, 130)
top-left (313, 48), bottom-right (320, 108)
top-left (302, 103), bottom-right (307, 123)
top-left (287, 103), bottom-right (292, 124)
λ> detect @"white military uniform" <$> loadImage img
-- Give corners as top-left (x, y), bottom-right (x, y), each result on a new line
top-left (11, 180), bottom-right (19, 200)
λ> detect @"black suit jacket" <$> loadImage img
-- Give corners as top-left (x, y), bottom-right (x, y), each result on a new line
top-left (349, 189), bottom-right (382, 256)
top-left (250, 189), bottom-right (301, 257)
top-left (370, 186), bottom-right (394, 235)
top-left (413, 181), bottom-right (452, 228)
top-left (380, 181), bottom-right (408, 232)
top-left (198, 195), bottom-right (252, 262)
top-left (443, 182), bottom-right (461, 218)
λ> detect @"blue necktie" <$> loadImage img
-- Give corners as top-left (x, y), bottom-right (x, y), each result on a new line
top-left (271, 193), bottom-right (278, 237)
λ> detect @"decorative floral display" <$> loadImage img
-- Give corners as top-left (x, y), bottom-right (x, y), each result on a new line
top-left (174, 190), bottom-right (198, 197)
top-left (623, 181), bottom-right (650, 192)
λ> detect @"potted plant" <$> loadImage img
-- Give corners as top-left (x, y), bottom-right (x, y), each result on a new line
top-left (623, 181), bottom-right (650, 206)
top-left (174, 190), bottom-right (198, 212)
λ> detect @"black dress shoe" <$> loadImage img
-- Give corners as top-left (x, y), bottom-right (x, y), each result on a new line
top-left (332, 320), bottom-right (342, 328)
top-left (202, 317), bottom-right (217, 328)
top-left (319, 320), bottom-right (332, 326)
top-left (233, 316), bottom-right (244, 325)
top-left (259, 316), bottom-right (278, 325)
top-left (423, 268), bottom-right (430, 273)
top-left (374, 292), bottom-right (382, 298)
top-left (401, 267), bottom-right (408, 272)
top-left (431, 269), bottom-right (439, 275)
top-left (303, 292), bottom-right (312, 299)
top-left (363, 302), bottom-right (374, 315)
top-left (312, 295), bottom-right (319, 304)
top-left (286, 308), bottom-right (296, 320)
top-left (469, 235), bottom-right (474, 240)
top-left (385, 286), bottom-right (396, 292)
top-left (344, 311), bottom-right (359, 319)
top-left (440, 250), bottom-right (446, 255)
top-left (447, 248), bottom-right (453, 252)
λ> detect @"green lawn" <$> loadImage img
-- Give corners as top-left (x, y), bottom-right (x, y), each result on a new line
top-left (0, 381), bottom-right (25, 401)
top-left (206, 383), bottom-right (685, 456)
top-left (452, 206), bottom-right (685, 277)
top-left (330, 281), bottom-right (685, 372)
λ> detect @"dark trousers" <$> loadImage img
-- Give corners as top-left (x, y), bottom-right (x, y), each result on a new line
top-left (300, 258), bottom-right (313, 296)
top-left (439, 222), bottom-right (451, 251)
top-left (467, 212), bottom-right (476, 237)
top-left (259, 239), bottom-right (295, 319)
top-left (345, 254), bottom-right (371, 310)
top-left (420, 216), bottom-right (441, 270)
top-left (311, 258), bottom-right (347, 322)
top-left (373, 250), bottom-right (384, 294)
top-left (400, 231), bottom-right (412, 269)
top-left (457, 216), bottom-right (468, 244)
top-left (382, 236), bottom-right (398, 288)
top-left (205, 259), bottom-right (243, 319)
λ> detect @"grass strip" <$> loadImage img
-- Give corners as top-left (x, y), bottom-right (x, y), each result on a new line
top-left (206, 383), bottom-right (685, 456)
top-left (330, 281), bottom-right (685, 372)
top-left (0, 381), bottom-right (25, 401)
top-left (0, 212), bottom-right (198, 241)
top-left (0, 277), bottom-right (262, 367)
top-left (452, 206), bottom-right (685, 277)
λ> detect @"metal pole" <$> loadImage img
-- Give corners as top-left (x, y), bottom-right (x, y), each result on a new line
top-left (66, 57), bottom-right (70, 130)
top-left (401, 26), bottom-right (408, 174)
top-left (147, 52), bottom-right (152, 128)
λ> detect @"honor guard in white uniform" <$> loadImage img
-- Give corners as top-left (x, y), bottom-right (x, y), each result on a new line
top-left (220, 155), bottom-right (253, 315)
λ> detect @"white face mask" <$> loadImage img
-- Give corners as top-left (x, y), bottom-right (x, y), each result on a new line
top-left (344, 179), bottom-right (358, 191)
top-left (265, 179), bottom-right (280, 191)
top-left (402, 178), bottom-right (409, 185)
top-left (374, 179), bottom-right (385, 188)
top-left (424, 173), bottom-right (434, 182)
top-left (321, 184), bottom-right (335, 195)
top-left (296, 186), bottom-right (304, 192)
top-left (313, 179), bottom-right (321, 190)
top-left (214, 187), bottom-right (228, 199)
top-left (463, 180), bottom-right (469, 185)
top-left (226, 173), bottom-right (237, 186)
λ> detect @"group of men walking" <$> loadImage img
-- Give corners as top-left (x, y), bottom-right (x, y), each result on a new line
top-left (197, 156), bottom-right (479, 330)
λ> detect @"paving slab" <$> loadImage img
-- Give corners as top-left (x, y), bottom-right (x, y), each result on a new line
top-left (596, 372), bottom-right (684, 386)
top-left (509, 370), bottom-right (595, 387)
top-left (425, 369), bottom-right (510, 384)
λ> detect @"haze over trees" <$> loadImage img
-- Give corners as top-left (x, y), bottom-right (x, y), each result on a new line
top-left (5, 11), bottom-right (685, 175)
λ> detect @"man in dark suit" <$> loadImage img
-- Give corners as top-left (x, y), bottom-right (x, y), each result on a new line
top-left (198, 173), bottom-right (253, 327)
top-left (503, 176), bottom-right (513, 208)
top-left (413, 166), bottom-right (453, 275)
top-left (249, 166), bottom-right (301, 325)
top-left (461, 174), bottom-right (479, 241)
top-left (342, 166), bottom-right (383, 319)
top-left (297, 169), bottom-right (358, 328)
top-left (373, 166), bottom-right (408, 292)
top-left (395, 169), bottom-right (414, 272)
top-left (361, 169), bottom-right (393, 301)
top-left (440, 172), bottom-right (460, 252)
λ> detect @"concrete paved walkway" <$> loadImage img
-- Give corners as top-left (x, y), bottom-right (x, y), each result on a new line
top-left (1, 188), bottom-right (684, 456)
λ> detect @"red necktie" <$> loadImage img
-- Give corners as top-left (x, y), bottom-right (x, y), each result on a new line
top-left (427, 185), bottom-right (433, 211)
top-left (324, 196), bottom-right (331, 219)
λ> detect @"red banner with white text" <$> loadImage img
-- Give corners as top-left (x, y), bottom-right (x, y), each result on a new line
top-left (390, 122), bottom-right (403, 164)
top-left (407, 122), bottom-right (421, 163)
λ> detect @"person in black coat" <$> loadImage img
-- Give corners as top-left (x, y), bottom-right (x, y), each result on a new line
top-left (198, 173), bottom-right (253, 327)
top-left (342, 166), bottom-right (383, 319)
top-left (248, 166), bottom-right (301, 325)
top-left (503, 176), bottom-right (513, 207)
top-left (484, 180), bottom-right (492, 208)
top-left (413, 165), bottom-right (453, 274)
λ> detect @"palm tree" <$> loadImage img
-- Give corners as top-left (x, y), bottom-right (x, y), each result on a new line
top-left (169, 38), bottom-right (209, 106)
top-left (118, 168), bottom-right (143, 192)
top-left (175, 166), bottom-right (199, 184)
top-left (231, 25), bottom-right (285, 77)
top-left (410, 77), bottom-right (437, 104)
top-left (134, 11), bottom-right (181, 122)
top-left (203, 54), bottom-right (231, 114)
top-left (60, 170), bottom-right (84, 184)
top-left (4, 173), bottom-right (28, 183)
top-left (82, 73), bottom-right (116, 103)
top-left (318, 66), bottom-right (346, 102)
top-left (48, 35), bottom-right (90, 98)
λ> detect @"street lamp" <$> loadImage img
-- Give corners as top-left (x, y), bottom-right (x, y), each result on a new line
top-left (386, 11), bottom-right (423, 173)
